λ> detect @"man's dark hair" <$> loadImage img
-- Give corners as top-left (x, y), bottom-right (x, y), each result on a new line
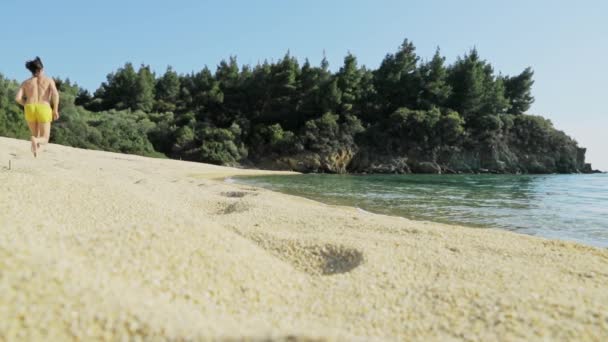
top-left (25, 57), bottom-right (44, 76)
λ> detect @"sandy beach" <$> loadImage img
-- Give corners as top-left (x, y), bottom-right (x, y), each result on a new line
top-left (0, 136), bottom-right (606, 341)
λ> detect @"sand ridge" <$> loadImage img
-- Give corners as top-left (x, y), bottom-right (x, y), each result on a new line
top-left (1, 136), bottom-right (607, 341)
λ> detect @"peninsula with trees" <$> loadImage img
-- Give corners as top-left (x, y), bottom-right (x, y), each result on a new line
top-left (0, 40), bottom-right (596, 174)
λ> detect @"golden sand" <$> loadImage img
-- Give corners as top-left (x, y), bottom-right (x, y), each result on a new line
top-left (1, 136), bottom-right (607, 341)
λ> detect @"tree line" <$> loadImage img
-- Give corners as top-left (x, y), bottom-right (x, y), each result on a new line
top-left (0, 39), bottom-right (588, 173)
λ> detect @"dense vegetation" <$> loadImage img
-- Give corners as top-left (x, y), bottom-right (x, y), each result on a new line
top-left (0, 40), bottom-right (593, 173)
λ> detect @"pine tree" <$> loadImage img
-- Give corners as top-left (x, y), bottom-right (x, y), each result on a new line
top-left (135, 65), bottom-right (155, 112)
top-left (295, 59), bottom-right (322, 124)
top-left (418, 48), bottom-right (451, 109)
top-left (155, 66), bottom-right (180, 112)
top-left (319, 78), bottom-right (342, 115)
top-left (336, 53), bottom-right (362, 114)
top-left (374, 39), bottom-right (421, 113)
top-left (191, 67), bottom-right (223, 123)
top-left (447, 49), bottom-right (486, 119)
top-left (504, 67), bottom-right (534, 114)
top-left (244, 61), bottom-right (272, 123)
top-left (264, 52), bottom-right (300, 127)
top-left (95, 62), bottom-right (138, 110)
top-left (480, 73), bottom-right (509, 115)
top-left (356, 67), bottom-right (379, 123)
top-left (215, 57), bottom-right (243, 125)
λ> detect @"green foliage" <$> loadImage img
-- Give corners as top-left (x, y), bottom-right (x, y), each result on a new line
top-left (0, 74), bottom-right (29, 138)
top-left (171, 125), bottom-right (196, 154)
top-left (507, 114), bottom-right (580, 172)
top-left (249, 123), bottom-right (299, 158)
top-left (262, 124), bottom-right (293, 146)
top-left (91, 63), bottom-right (156, 112)
top-left (51, 108), bottom-right (158, 156)
top-left (94, 62), bottom-right (138, 110)
top-left (256, 53), bottom-right (300, 127)
top-left (437, 110), bottom-right (465, 145)
top-left (418, 48), bottom-right (452, 109)
top-left (155, 67), bottom-right (180, 112)
top-left (361, 106), bottom-right (467, 157)
top-left (387, 107), bottom-right (441, 151)
top-left (199, 124), bottom-right (247, 165)
top-left (374, 39), bottom-right (421, 112)
top-left (147, 112), bottom-right (176, 154)
top-left (481, 75), bottom-right (509, 115)
top-left (447, 49), bottom-right (487, 118)
top-left (511, 115), bottom-right (563, 152)
top-left (179, 67), bottom-right (224, 123)
top-left (135, 65), bottom-right (156, 112)
top-left (504, 67), bottom-right (535, 115)
top-left (336, 53), bottom-right (362, 114)
top-left (302, 113), bottom-right (363, 153)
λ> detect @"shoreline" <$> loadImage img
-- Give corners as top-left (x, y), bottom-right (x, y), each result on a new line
top-left (1, 136), bottom-right (607, 340)
top-left (229, 173), bottom-right (608, 250)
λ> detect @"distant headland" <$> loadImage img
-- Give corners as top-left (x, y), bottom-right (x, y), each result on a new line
top-left (0, 39), bottom-right (598, 174)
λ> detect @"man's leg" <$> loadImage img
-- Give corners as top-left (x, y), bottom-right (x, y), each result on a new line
top-left (37, 122), bottom-right (51, 152)
top-left (26, 121), bottom-right (38, 137)
top-left (27, 121), bottom-right (38, 157)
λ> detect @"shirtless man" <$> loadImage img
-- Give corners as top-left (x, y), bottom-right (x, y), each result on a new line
top-left (15, 57), bottom-right (60, 157)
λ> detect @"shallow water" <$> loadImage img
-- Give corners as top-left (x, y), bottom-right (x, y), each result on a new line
top-left (233, 173), bottom-right (608, 248)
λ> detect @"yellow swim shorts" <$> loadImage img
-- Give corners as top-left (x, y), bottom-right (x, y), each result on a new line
top-left (24, 103), bottom-right (53, 123)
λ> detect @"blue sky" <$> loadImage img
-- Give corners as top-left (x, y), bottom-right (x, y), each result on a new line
top-left (1, 0), bottom-right (606, 169)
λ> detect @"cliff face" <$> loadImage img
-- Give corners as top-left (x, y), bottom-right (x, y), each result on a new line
top-left (255, 144), bottom-right (595, 175)
top-left (255, 127), bottom-right (595, 175)
top-left (257, 148), bottom-right (356, 174)
top-left (349, 136), bottom-right (591, 174)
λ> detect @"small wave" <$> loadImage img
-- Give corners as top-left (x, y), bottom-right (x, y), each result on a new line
top-left (356, 207), bottom-right (374, 215)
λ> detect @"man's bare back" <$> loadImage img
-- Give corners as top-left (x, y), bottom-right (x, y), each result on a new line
top-left (20, 75), bottom-right (56, 105)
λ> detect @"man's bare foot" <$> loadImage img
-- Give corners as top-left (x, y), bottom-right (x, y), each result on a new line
top-left (30, 136), bottom-right (37, 157)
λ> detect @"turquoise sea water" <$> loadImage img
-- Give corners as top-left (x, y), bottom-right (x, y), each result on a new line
top-left (233, 174), bottom-right (608, 248)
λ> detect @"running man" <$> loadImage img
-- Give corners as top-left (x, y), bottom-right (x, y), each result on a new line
top-left (15, 57), bottom-right (60, 157)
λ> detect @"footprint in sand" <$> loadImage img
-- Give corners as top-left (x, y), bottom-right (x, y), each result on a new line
top-left (241, 232), bottom-right (364, 276)
top-left (221, 191), bottom-right (256, 198)
top-left (218, 201), bottom-right (250, 215)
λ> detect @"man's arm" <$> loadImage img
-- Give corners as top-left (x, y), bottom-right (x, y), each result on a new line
top-left (15, 84), bottom-right (25, 106)
top-left (50, 79), bottom-right (60, 120)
